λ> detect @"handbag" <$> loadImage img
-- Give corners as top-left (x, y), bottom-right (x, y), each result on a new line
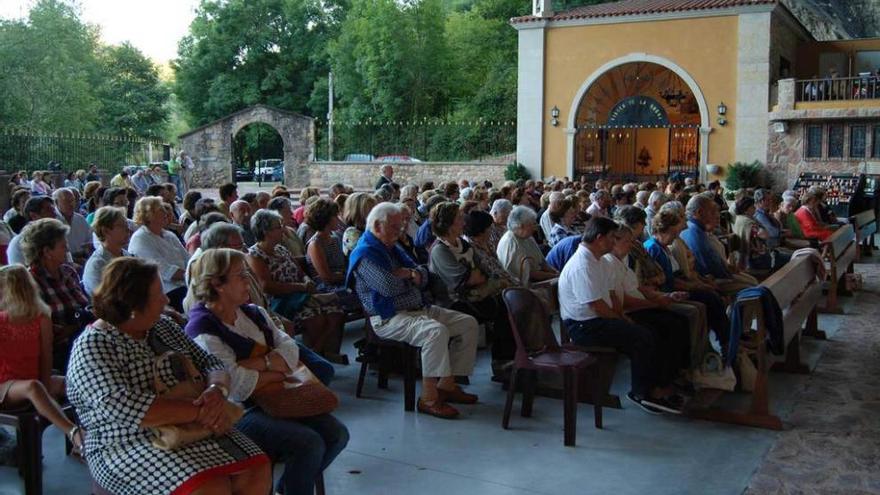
top-left (251, 362), bottom-right (339, 418)
top-left (150, 351), bottom-right (244, 451)
top-left (691, 352), bottom-right (737, 392)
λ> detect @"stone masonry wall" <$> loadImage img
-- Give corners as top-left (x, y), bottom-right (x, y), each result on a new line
top-left (305, 162), bottom-right (508, 190)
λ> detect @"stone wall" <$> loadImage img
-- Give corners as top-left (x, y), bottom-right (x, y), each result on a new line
top-left (766, 120), bottom-right (880, 188)
top-left (305, 162), bottom-right (508, 190)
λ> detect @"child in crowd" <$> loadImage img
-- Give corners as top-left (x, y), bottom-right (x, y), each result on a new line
top-left (0, 265), bottom-right (83, 451)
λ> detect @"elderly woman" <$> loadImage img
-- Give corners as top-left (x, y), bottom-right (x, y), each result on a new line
top-left (488, 199), bottom-right (512, 252)
top-left (548, 198), bottom-right (578, 247)
top-left (20, 218), bottom-right (93, 371)
top-left (305, 199), bottom-right (359, 313)
top-left (267, 196), bottom-right (306, 257)
top-left (66, 257), bottom-right (271, 495)
top-left (30, 171), bottom-right (52, 196)
top-left (396, 203), bottom-right (428, 264)
top-left (247, 210), bottom-right (346, 360)
top-left (795, 188), bottom-right (835, 241)
top-left (128, 196), bottom-right (190, 312)
top-left (776, 195), bottom-right (810, 242)
top-left (183, 197), bottom-right (221, 243)
top-left (429, 203), bottom-right (515, 375)
top-left (83, 206), bottom-right (131, 296)
top-left (733, 197), bottom-right (773, 271)
top-left (463, 210), bottom-right (518, 288)
top-left (644, 211), bottom-right (731, 361)
top-left (185, 249), bottom-right (349, 495)
top-left (615, 206), bottom-right (710, 368)
top-left (496, 205), bottom-right (558, 284)
top-left (341, 192), bottom-right (377, 256)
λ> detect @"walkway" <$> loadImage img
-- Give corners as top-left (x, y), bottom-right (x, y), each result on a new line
top-left (0, 257), bottom-right (877, 494)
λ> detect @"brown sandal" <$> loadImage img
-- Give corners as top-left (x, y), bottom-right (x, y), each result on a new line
top-left (417, 398), bottom-right (460, 419)
top-left (439, 387), bottom-right (479, 404)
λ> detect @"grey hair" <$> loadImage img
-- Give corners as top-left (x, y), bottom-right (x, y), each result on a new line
top-left (460, 187), bottom-right (475, 201)
top-left (753, 188), bottom-right (768, 203)
top-left (366, 202), bottom-right (402, 235)
top-left (648, 190), bottom-right (666, 207)
top-left (400, 184), bottom-right (418, 201)
top-left (507, 205), bottom-right (537, 231)
top-left (51, 187), bottom-right (74, 201)
top-left (591, 190), bottom-right (609, 202)
top-left (636, 190), bottom-right (650, 205)
top-left (250, 209), bottom-right (283, 242)
top-left (375, 184), bottom-right (394, 201)
top-left (549, 191), bottom-right (565, 205)
top-left (201, 222), bottom-right (244, 249)
top-left (685, 194), bottom-right (714, 220)
top-left (381, 164), bottom-right (393, 173)
top-left (661, 200), bottom-right (685, 214)
top-left (490, 199), bottom-right (513, 215)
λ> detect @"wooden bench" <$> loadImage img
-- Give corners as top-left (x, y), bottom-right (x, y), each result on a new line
top-left (820, 224), bottom-right (857, 314)
top-left (849, 209), bottom-right (877, 258)
top-left (687, 255), bottom-right (823, 430)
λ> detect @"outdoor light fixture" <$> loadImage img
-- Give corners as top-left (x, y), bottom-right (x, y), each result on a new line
top-left (717, 101), bottom-right (728, 126)
top-left (550, 106), bottom-right (560, 127)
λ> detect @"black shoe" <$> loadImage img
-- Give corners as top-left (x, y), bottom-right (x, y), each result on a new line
top-left (626, 392), bottom-right (663, 415)
top-left (641, 395), bottom-right (684, 415)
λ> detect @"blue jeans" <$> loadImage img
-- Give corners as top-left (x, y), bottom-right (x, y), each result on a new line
top-left (169, 174), bottom-right (183, 200)
top-left (297, 342), bottom-right (335, 385)
top-left (236, 411), bottom-right (349, 495)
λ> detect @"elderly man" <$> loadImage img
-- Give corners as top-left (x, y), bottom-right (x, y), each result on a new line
top-left (586, 189), bottom-right (611, 218)
top-left (130, 167), bottom-right (150, 195)
top-left (229, 199), bottom-right (256, 246)
top-left (753, 188), bottom-right (806, 252)
top-left (559, 217), bottom-right (684, 414)
top-left (375, 164), bottom-right (394, 190)
top-left (347, 202), bottom-right (480, 419)
top-left (680, 195), bottom-right (755, 295)
top-left (53, 188), bottom-right (93, 264)
top-left (539, 191), bottom-right (565, 238)
top-left (634, 190), bottom-right (650, 210)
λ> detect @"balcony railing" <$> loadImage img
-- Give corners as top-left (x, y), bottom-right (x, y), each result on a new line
top-left (796, 75), bottom-right (880, 103)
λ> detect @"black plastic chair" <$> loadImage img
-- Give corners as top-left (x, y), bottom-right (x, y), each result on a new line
top-left (501, 288), bottom-right (602, 447)
top-left (355, 316), bottom-right (420, 412)
top-left (0, 403), bottom-right (76, 495)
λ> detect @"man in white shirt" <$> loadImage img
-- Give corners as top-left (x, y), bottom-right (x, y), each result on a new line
top-left (558, 217), bottom-right (683, 415)
top-left (585, 190), bottom-right (611, 218)
top-left (53, 188), bottom-right (93, 264)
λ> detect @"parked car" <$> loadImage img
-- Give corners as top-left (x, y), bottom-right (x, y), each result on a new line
top-left (376, 155), bottom-right (422, 163)
top-left (255, 159), bottom-right (284, 182)
top-left (235, 168), bottom-right (254, 182)
top-left (344, 153), bottom-right (375, 162)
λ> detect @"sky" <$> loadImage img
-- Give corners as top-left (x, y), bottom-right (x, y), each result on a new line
top-left (0, 0), bottom-right (200, 63)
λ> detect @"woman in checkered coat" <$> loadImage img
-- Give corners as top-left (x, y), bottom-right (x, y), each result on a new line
top-left (66, 257), bottom-right (272, 495)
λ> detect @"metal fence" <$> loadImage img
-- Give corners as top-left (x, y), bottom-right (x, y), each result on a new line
top-left (796, 76), bottom-right (880, 102)
top-left (314, 119), bottom-right (516, 162)
top-left (0, 127), bottom-right (169, 174)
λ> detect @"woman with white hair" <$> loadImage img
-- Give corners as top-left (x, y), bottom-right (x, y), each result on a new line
top-left (128, 196), bottom-right (190, 312)
top-left (488, 199), bottom-right (512, 252)
top-left (496, 206), bottom-right (558, 284)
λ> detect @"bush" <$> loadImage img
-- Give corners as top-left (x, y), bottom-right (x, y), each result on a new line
top-left (725, 160), bottom-right (772, 191)
top-left (504, 162), bottom-right (531, 182)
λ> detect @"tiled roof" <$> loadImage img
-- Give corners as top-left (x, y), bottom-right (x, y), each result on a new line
top-left (511, 0), bottom-right (778, 24)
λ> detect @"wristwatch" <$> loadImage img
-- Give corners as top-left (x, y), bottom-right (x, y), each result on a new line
top-left (208, 383), bottom-right (229, 399)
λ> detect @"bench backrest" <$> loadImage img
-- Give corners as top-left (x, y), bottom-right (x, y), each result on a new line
top-left (761, 256), bottom-right (818, 310)
top-left (824, 224), bottom-right (855, 261)
top-left (851, 209), bottom-right (878, 238)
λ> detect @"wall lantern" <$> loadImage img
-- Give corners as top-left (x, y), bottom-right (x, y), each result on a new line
top-left (550, 106), bottom-right (560, 127)
top-left (716, 102), bottom-right (728, 126)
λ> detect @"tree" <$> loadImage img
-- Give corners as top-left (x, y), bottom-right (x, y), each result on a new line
top-left (96, 43), bottom-right (170, 138)
top-left (0, 0), bottom-right (103, 132)
top-left (174, 0), bottom-right (344, 126)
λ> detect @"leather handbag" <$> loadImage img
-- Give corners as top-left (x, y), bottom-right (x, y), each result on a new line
top-left (150, 351), bottom-right (244, 451)
top-left (251, 362), bottom-right (339, 418)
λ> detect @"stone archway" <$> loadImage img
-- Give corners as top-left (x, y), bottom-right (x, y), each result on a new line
top-left (178, 104), bottom-right (315, 188)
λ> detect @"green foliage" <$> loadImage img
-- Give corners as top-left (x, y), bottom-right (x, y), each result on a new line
top-left (233, 123), bottom-right (284, 168)
top-left (725, 160), bottom-right (771, 191)
top-left (504, 162), bottom-right (531, 182)
top-left (96, 43), bottom-right (170, 138)
top-left (0, 0), bottom-right (169, 140)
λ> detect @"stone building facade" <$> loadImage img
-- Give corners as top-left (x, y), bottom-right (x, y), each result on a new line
top-left (308, 162), bottom-right (508, 190)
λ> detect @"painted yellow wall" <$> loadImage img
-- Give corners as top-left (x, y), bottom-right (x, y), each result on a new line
top-left (542, 15), bottom-right (741, 179)
top-left (794, 99), bottom-right (880, 110)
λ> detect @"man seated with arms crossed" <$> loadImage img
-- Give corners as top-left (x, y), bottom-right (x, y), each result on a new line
top-left (347, 202), bottom-right (480, 419)
top-left (558, 217), bottom-right (685, 415)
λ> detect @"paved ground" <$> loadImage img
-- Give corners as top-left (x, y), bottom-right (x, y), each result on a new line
top-left (0, 252), bottom-right (877, 495)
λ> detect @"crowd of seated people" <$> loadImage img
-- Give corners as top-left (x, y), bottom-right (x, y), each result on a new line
top-left (0, 162), bottom-right (856, 491)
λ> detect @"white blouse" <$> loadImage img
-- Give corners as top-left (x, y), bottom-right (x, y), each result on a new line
top-left (128, 226), bottom-right (189, 293)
